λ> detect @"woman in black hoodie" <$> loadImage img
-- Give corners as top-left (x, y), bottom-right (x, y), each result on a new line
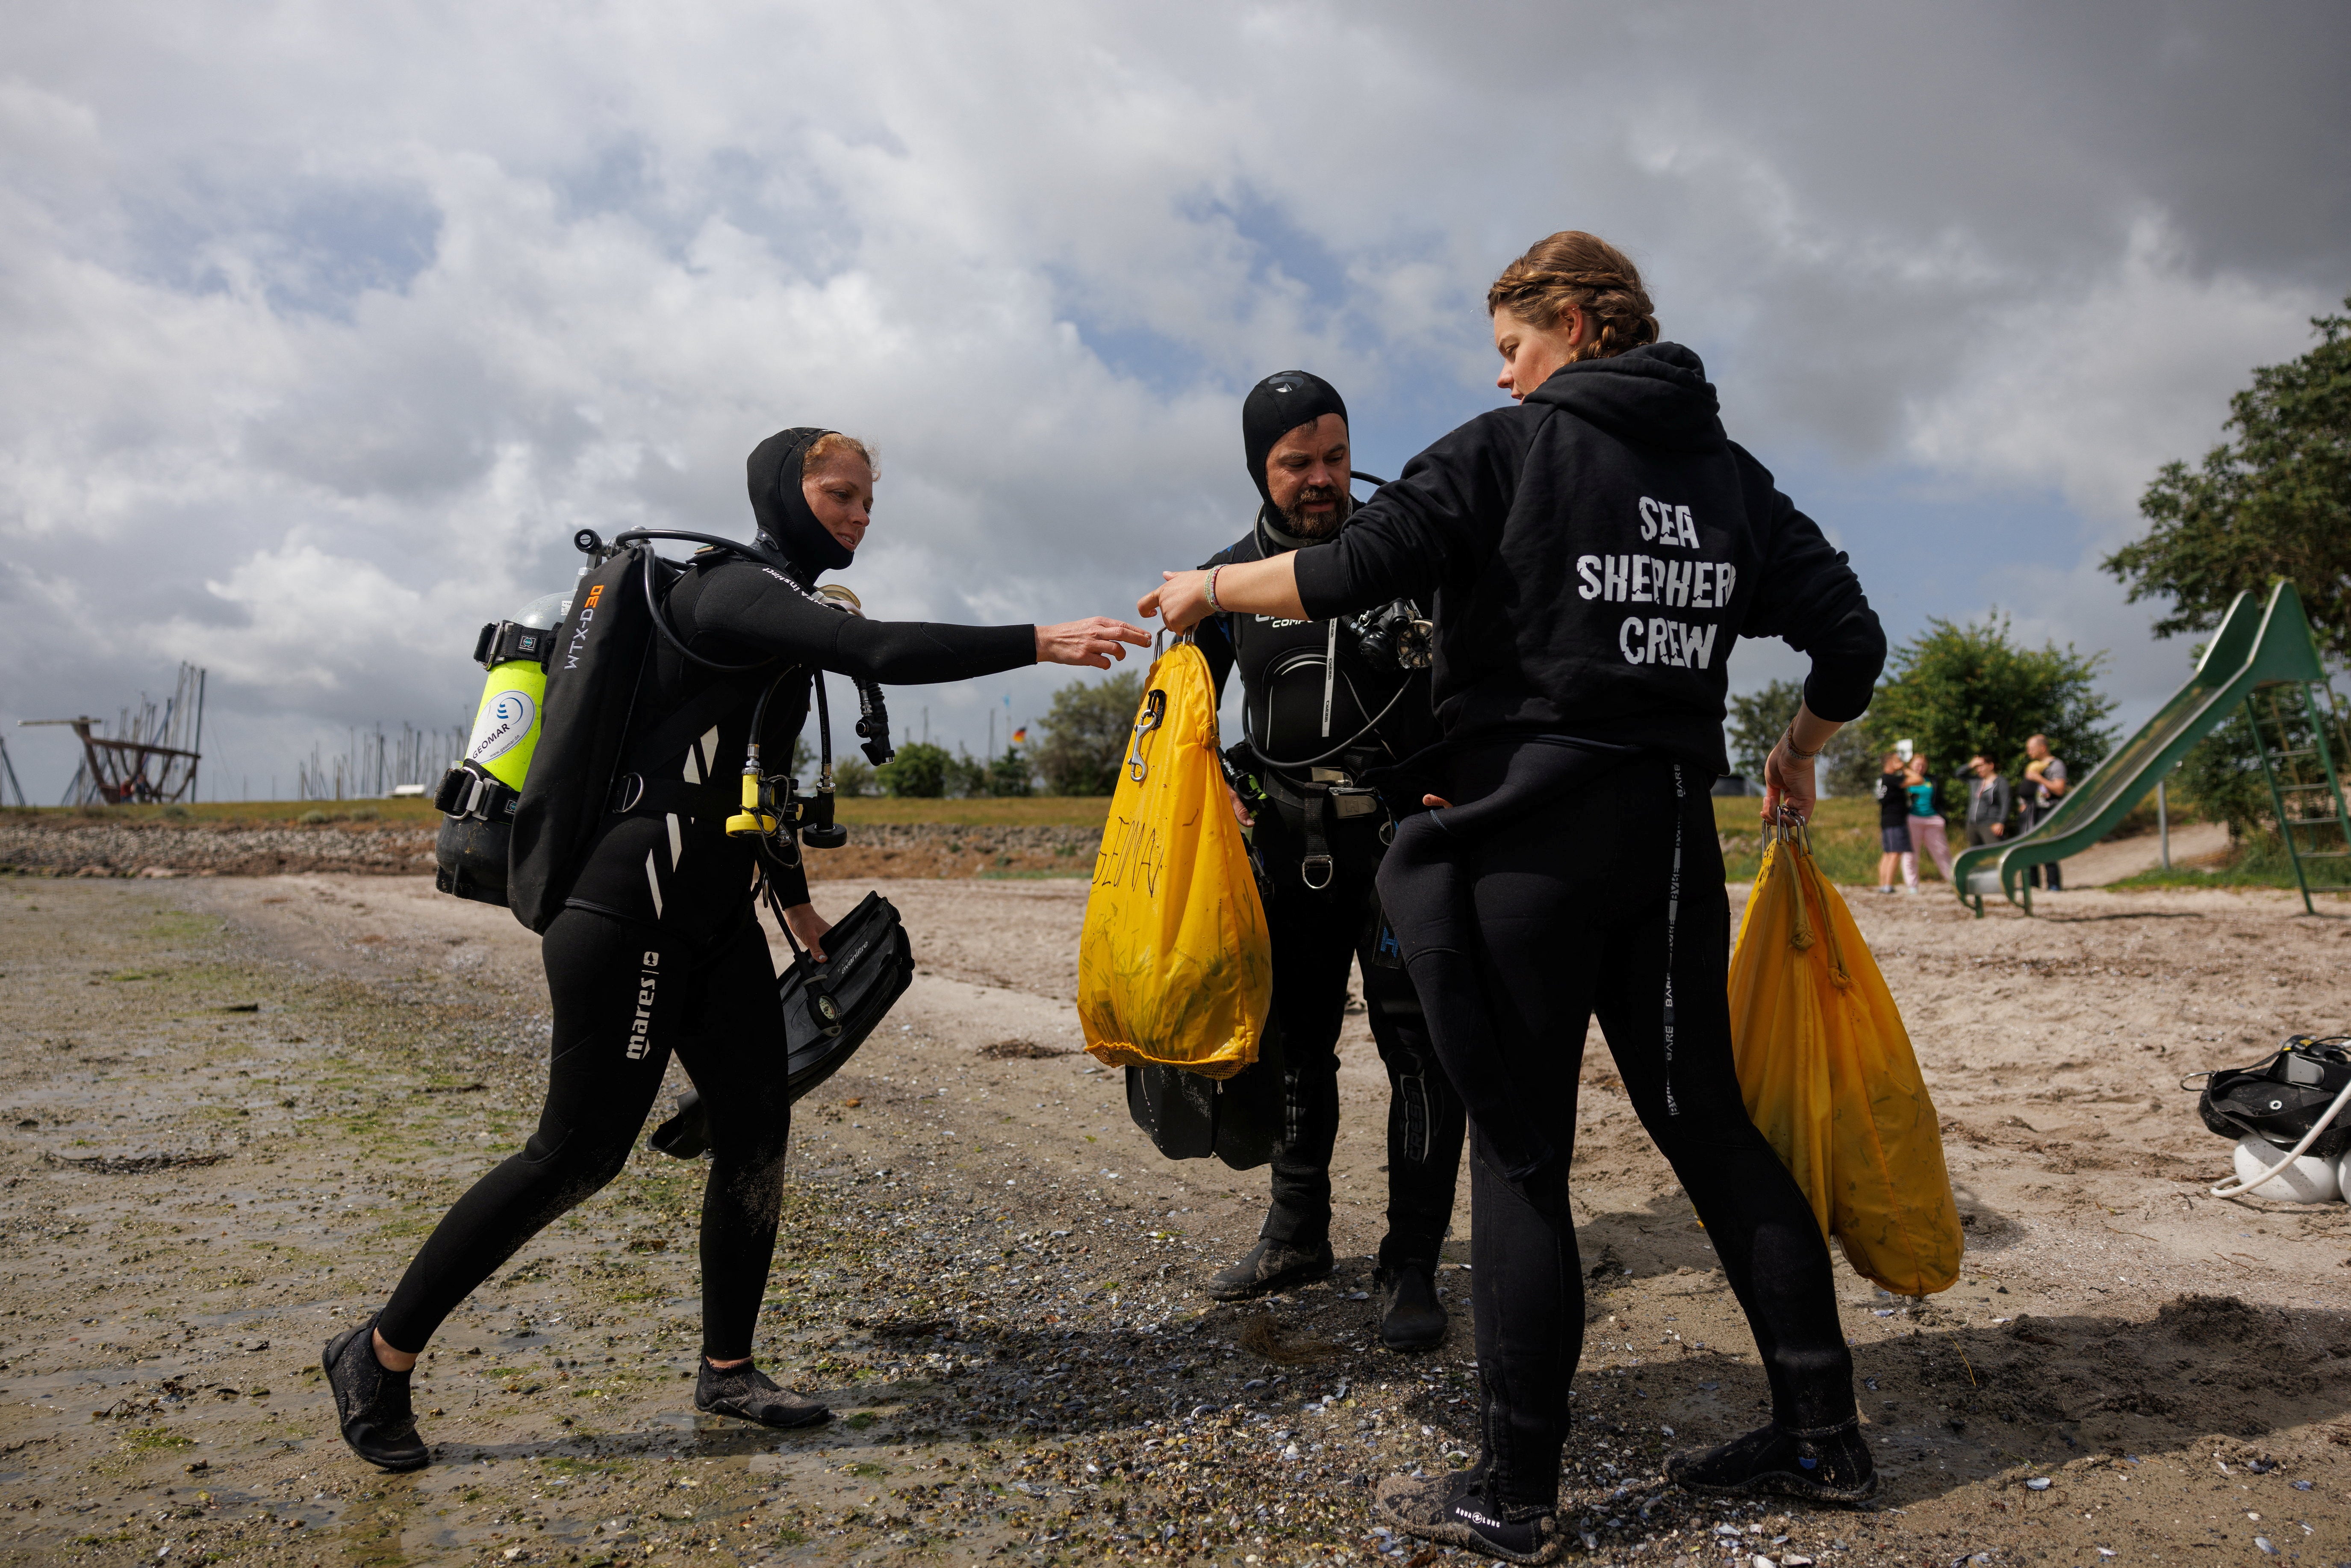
top-left (1143, 233), bottom-right (1886, 1562)
top-left (322, 428), bottom-right (1146, 1472)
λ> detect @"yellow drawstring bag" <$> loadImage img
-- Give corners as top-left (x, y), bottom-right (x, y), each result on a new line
top-left (1078, 640), bottom-right (1271, 1079)
top-left (1728, 822), bottom-right (1962, 1297)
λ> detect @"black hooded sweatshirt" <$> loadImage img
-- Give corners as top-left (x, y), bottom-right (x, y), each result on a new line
top-left (1290, 343), bottom-right (1883, 775)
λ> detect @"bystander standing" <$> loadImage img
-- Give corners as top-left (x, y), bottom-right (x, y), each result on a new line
top-left (1904, 754), bottom-right (1956, 882)
top-left (2021, 734), bottom-right (2068, 890)
top-left (1874, 752), bottom-right (1915, 893)
top-left (1967, 753), bottom-right (2012, 849)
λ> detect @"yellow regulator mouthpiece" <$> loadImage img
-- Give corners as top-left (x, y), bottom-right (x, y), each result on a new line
top-left (725, 755), bottom-right (776, 838)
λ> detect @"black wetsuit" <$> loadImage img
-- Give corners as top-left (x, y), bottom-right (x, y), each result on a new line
top-left (378, 548), bottom-right (1035, 1361)
top-left (1198, 508), bottom-right (1465, 1275)
top-left (1290, 342), bottom-right (1886, 1510)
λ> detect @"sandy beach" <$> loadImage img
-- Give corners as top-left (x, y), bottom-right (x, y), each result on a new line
top-left (3, 870), bottom-right (2348, 1566)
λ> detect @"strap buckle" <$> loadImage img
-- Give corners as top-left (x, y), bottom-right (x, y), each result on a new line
top-left (609, 772), bottom-right (646, 814)
top-left (1127, 689), bottom-right (1167, 782)
top-left (1300, 854), bottom-right (1335, 891)
top-left (434, 765), bottom-right (516, 822)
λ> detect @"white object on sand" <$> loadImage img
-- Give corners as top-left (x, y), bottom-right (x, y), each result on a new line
top-left (2229, 1135), bottom-right (2340, 1203)
top-left (2210, 1075), bottom-right (2351, 1201)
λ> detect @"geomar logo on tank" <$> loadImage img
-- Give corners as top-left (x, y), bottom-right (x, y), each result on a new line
top-left (467, 690), bottom-right (537, 763)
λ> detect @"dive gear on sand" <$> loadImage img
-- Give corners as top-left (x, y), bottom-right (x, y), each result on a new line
top-left (2194, 1036), bottom-right (2351, 1199)
top-left (648, 889), bottom-right (916, 1159)
top-left (2194, 1036), bottom-right (2351, 1158)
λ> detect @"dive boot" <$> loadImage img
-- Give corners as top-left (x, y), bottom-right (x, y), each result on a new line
top-left (1374, 1264), bottom-right (1448, 1351)
top-left (1373, 1470), bottom-right (1564, 1565)
top-left (1205, 1238), bottom-right (1334, 1302)
top-left (1666, 1418), bottom-right (1879, 1505)
top-left (695, 1362), bottom-right (831, 1429)
top-left (321, 1316), bottom-right (430, 1472)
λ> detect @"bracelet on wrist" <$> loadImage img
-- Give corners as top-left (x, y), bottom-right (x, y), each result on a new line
top-left (1782, 723), bottom-right (1824, 761)
top-left (1203, 566), bottom-right (1223, 613)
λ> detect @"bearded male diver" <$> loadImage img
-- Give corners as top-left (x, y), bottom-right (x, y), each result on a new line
top-left (1193, 371), bottom-right (1467, 1351)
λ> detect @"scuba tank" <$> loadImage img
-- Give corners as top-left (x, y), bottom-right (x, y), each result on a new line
top-left (432, 585), bottom-right (576, 905)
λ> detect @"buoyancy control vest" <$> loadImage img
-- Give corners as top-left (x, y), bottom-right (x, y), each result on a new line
top-left (433, 527), bottom-right (897, 932)
top-left (1206, 495), bottom-right (1437, 887)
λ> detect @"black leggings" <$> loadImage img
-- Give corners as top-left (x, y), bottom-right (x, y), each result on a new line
top-left (1253, 806), bottom-right (1464, 1271)
top-left (379, 906), bottom-right (792, 1361)
top-left (1419, 754), bottom-right (1853, 1508)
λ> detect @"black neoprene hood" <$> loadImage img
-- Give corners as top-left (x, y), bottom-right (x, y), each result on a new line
top-left (746, 427), bottom-right (856, 575)
top-left (1242, 371), bottom-right (1348, 507)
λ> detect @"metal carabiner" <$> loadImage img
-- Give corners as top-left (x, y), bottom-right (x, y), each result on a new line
top-left (1127, 689), bottom-right (1167, 782)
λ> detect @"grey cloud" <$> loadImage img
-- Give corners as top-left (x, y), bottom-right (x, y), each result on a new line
top-left (2, 0), bottom-right (2342, 799)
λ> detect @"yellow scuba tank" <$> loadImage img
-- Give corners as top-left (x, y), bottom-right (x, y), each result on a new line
top-left (433, 589), bottom-right (572, 905)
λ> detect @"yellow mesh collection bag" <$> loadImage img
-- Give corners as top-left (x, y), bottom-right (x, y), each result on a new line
top-left (1078, 641), bottom-right (1272, 1079)
top-left (1728, 823), bottom-right (1962, 1297)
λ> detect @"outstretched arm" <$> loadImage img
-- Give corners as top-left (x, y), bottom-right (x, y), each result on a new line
top-left (691, 563), bottom-right (1146, 678)
top-left (1139, 556), bottom-right (1305, 633)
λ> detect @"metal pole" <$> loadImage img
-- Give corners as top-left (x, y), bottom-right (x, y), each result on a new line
top-left (2157, 779), bottom-right (2169, 869)
top-left (190, 667), bottom-right (206, 802)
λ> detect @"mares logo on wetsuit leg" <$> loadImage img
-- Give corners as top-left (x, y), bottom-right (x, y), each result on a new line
top-left (628, 950), bottom-right (660, 1060)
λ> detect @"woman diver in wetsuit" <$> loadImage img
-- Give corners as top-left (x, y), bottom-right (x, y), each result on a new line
top-left (325, 427), bottom-right (1147, 1471)
top-left (1142, 233), bottom-right (1887, 1563)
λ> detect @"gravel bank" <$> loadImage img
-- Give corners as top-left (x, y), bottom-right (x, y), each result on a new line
top-left (0, 819), bottom-right (1102, 880)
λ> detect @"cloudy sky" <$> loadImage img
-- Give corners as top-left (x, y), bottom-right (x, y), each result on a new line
top-left (3, 1), bottom-right (2345, 801)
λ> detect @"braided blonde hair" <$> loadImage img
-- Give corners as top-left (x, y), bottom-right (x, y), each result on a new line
top-left (1485, 231), bottom-right (1658, 363)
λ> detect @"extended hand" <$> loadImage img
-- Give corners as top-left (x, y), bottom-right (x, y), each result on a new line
top-left (1036, 618), bottom-right (1150, 669)
top-left (1138, 571), bottom-right (1213, 634)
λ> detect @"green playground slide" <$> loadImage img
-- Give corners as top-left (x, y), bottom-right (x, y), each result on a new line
top-left (1950, 581), bottom-right (2342, 915)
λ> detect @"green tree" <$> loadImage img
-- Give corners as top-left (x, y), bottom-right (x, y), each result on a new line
top-left (1724, 679), bottom-right (1801, 780)
top-left (1724, 677), bottom-right (1879, 796)
top-left (2105, 299), bottom-right (2351, 663)
top-left (832, 757), bottom-right (877, 797)
top-left (1034, 671), bottom-right (1143, 796)
top-left (943, 747), bottom-right (989, 799)
top-left (987, 746), bottom-right (1034, 797)
top-left (876, 741), bottom-right (952, 798)
top-left (1868, 614), bottom-right (2118, 787)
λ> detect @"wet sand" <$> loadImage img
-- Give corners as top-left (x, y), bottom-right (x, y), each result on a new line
top-left (3, 873), bottom-right (2349, 1566)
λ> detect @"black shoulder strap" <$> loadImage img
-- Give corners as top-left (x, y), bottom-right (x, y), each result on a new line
top-left (622, 671), bottom-right (772, 777)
